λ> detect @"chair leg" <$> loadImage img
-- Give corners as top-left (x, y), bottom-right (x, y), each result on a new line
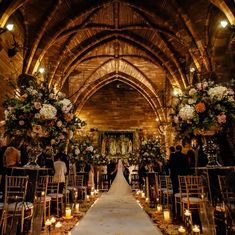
top-left (21, 209), bottom-right (25, 233)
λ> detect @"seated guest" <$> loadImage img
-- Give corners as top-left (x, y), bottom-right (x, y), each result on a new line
top-left (3, 146), bottom-right (21, 167)
top-left (53, 153), bottom-right (67, 193)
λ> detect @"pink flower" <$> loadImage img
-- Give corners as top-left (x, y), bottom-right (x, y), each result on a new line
top-left (217, 112), bottom-right (226, 124)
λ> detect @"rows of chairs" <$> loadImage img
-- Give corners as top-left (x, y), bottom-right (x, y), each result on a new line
top-left (0, 173), bottom-right (88, 234)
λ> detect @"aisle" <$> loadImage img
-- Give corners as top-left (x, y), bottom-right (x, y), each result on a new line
top-left (71, 193), bottom-right (162, 235)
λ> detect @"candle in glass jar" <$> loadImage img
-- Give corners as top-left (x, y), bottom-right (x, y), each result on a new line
top-left (163, 209), bottom-right (170, 222)
top-left (55, 221), bottom-right (62, 228)
top-left (91, 192), bottom-right (94, 197)
top-left (192, 225), bottom-right (200, 235)
top-left (50, 216), bottom-right (56, 224)
top-left (145, 197), bottom-right (149, 203)
top-left (65, 208), bottom-right (71, 218)
top-left (156, 204), bottom-right (162, 213)
top-left (45, 219), bottom-right (51, 226)
top-left (75, 203), bottom-right (79, 213)
top-left (41, 191), bottom-right (45, 196)
top-left (141, 192), bottom-right (145, 198)
top-left (86, 195), bottom-right (90, 201)
top-left (178, 226), bottom-right (186, 234)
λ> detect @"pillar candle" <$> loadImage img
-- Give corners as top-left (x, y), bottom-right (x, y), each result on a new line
top-left (65, 208), bottom-right (71, 218)
top-left (178, 226), bottom-right (186, 234)
top-left (192, 225), bottom-right (200, 235)
top-left (75, 203), bottom-right (79, 213)
top-left (156, 204), bottom-right (162, 213)
top-left (163, 209), bottom-right (170, 222)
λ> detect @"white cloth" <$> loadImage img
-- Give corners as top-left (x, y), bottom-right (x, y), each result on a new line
top-left (71, 160), bottom-right (162, 235)
top-left (53, 160), bottom-right (67, 183)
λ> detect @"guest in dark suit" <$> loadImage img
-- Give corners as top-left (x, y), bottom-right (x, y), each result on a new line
top-left (107, 159), bottom-right (116, 188)
top-left (169, 145), bottom-right (189, 194)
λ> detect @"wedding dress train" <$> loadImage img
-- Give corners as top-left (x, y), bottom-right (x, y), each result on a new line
top-left (71, 160), bottom-right (162, 235)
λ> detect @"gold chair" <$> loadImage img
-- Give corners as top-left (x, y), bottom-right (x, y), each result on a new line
top-left (34, 175), bottom-right (50, 224)
top-left (181, 176), bottom-right (204, 218)
top-left (2, 175), bottom-right (33, 234)
top-left (131, 174), bottom-right (139, 190)
top-left (75, 175), bottom-right (87, 200)
top-left (174, 176), bottom-right (187, 216)
top-left (159, 175), bottom-right (173, 207)
top-left (47, 176), bottom-right (64, 217)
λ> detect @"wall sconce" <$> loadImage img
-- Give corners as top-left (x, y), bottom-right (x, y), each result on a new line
top-left (219, 20), bottom-right (235, 32)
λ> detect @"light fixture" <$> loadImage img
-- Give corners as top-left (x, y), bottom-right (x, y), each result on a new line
top-left (38, 67), bottom-right (45, 74)
top-left (6, 23), bottom-right (14, 31)
top-left (190, 67), bottom-right (195, 73)
top-left (220, 20), bottom-right (228, 28)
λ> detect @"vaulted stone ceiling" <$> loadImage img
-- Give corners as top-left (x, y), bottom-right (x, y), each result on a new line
top-left (0, 0), bottom-right (234, 125)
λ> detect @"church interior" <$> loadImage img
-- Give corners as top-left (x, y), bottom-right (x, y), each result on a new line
top-left (0, 0), bottom-right (235, 234)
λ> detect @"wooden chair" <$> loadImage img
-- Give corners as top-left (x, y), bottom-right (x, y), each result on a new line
top-left (47, 176), bottom-right (64, 217)
top-left (131, 174), bottom-right (139, 190)
top-left (181, 176), bottom-right (205, 218)
top-left (100, 174), bottom-right (109, 191)
top-left (2, 175), bottom-right (33, 234)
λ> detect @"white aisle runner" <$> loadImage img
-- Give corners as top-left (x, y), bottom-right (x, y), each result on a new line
top-left (71, 194), bottom-right (163, 235)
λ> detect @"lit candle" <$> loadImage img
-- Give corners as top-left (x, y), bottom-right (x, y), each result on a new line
top-left (65, 208), bottom-right (72, 218)
top-left (86, 195), bottom-right (90, 201)
top-left (45, 219), bottom-right (51, 226)
top-left (50, 216), bottom-right (56, 224)
top-left (91, 192), bottom-right (94, 197)
top-left (41, 191), bottom-right (45, 196)
top-left (184, 209), bottom-right (191, 217)
top-left (136, 190), bottom-right (140, 196)
top-left (192, 225), bottom-right (200, 235)
top-left (141, 192), bottom-right (145, 198)
top-left (75, 203), bottom-right (80, 213)
top-left (163, 209), bottom-right (170, 222)
top-left (74, 191), bottom-right (78, 198)
top-left (145, 198), bottom-right (149, 203)
top-left (55, 222), bottom-right (62, 228)
top-left (178, 226), bottom-right (186, 234)
top-left (156, 204), bottom-right (162, 213)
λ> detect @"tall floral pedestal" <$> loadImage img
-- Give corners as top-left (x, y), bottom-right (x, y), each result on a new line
top-left (201, 131), bottom-right (221, 167)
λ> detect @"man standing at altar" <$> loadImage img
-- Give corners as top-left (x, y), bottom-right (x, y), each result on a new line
top-left (107, 159), bottom-right (116, 188)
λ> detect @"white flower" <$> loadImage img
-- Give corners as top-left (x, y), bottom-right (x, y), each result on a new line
top-left (59, 99), bottom-right (73, 113)
top-left (188, 98), bottom-right (196, 104)
top-left (39, 104), bottom-right (57, 120)
top-left (75, 148), bottom-right (80, 155)
top-left (208, 86), bottom-right (227, 100)
top-left (32, 90), bottom-right (38, 95)
top-left (26, 86), bottom-right (33, 93)
top-left (179, 104), bottom-right (195, 120)
top-left (189, 88), bottom-right (197, 96)
top-left (196, 82), bottom-right (208, 90)
top-left (86, 146), bottom-right (94, 152)
top-left (4, 110), bottom-right (10, 120)
top-left (34, 102), bottom-right (41, 109)
top-left (49, 93), bottom-right (57, 99)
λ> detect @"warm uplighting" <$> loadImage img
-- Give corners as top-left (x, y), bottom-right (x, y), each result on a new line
top-left (6, 23), bottom-right (14, 31)
top-left (39, 67), bottom-right (45, 74)
top-left (220, 20), bottom-right (228, 28)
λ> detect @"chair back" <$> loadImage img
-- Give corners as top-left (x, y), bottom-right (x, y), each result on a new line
top-left (218, 175), bottom-right (235, 203)
top-left (36, 175), bottom-right (48, 197)
top-left (178, 175), bottom-right (187, 195)
top-left (4, 175), bottom-right (28, 203)
top-left (75, 175), bottom-right (84, 187)
top-left (47, 176), bottom-right (59, 194)
top-left (184, 175), bottom-right (203, 198)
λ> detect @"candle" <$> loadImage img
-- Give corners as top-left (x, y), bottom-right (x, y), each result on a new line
top-left (163, 209), bottom-right (170, 222)
top-left (55, 222), bottom-right (62, 228)
top-left (192, 225), bottom-right (200, 234)
top-left (65, 208), bottom-right (71, 218)
top-left (91, 192), bottom-right (94, 197)
top-left (50, 216), bottom-right (56, 224)
top-left (178, 226), bottom-right (186, 234)
top-left (156, 204), bottom-right (162, 213)
top-left (145, 198), bottom-right (149, 203)
top-left (45, 219), bottom-right (51, 226)
top-left (75, 203), bottom-right (80, 213)
top-left (86, 195), bottom-right (90, 201)
top-left (136, 190), bottom-right (140, 196)
top-left (75, 191), bottom-right (78, 198)
top-left (141, 192), bottom-right (145, 198)
top-left (41, 191), bottom-right (45, 196)
top-left (184, 209), bottom-right (191, 217)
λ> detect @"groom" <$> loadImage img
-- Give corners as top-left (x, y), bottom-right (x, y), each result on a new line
top-left (107, 159), bottom-right (116, 188)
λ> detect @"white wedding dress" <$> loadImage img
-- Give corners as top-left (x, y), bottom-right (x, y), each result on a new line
top-left (71, 160), bottom-right (162, 235)
top-left (107, 159), bottom-right (131, 196)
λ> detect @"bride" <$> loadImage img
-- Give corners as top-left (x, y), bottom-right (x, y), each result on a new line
top-left (107, 159), bottom-right (131, 196)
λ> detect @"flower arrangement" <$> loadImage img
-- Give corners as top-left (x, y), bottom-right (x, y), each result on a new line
top-left (172, 80), bottom-right (235, 141)
top-left (3, 75), bottom-right (86, 150)
top-left (126, 152), bottom-right (140, 165)
top-left (140, 138), bottom-right (165, 165)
